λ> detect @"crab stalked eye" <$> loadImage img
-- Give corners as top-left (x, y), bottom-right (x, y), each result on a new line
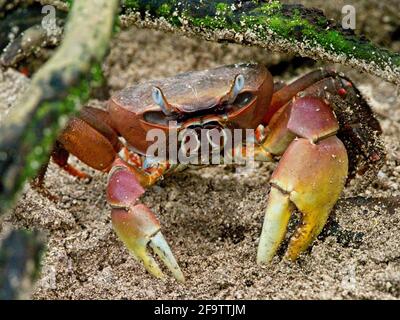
top-left (152, 86), bottom-right (163, 105)
top-left (151, 86), bottom-right (175, 116)
top-left (233, 74), bottom-right (245, 97)
top-left (223, 74), bottom-right (246, 105)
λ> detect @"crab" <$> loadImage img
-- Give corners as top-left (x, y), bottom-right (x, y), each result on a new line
top-left (37, 63), bottom-right (384, 282)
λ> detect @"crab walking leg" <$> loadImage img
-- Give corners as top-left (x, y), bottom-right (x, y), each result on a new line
top-left (263, 68), bottom-right (336, 124)
top-left (106, 158), bottom-right (184, 282)
top-left (257, 97), bottom-right (348, 263)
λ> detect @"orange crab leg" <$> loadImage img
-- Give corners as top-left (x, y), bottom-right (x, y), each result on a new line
top-left (262, 68), bottom-right (336, 124)
top-left (260, 102), bottom-right (295, 156)
top-left (52, 106), bottom-right (183, 280)
top-left (47, 107), bottom-right (123, 179)
top-left (106, 158), bottom-right (184, 282)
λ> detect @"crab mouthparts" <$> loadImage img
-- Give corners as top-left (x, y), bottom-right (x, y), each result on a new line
top-left (178, 122), bottom-right (229, 157)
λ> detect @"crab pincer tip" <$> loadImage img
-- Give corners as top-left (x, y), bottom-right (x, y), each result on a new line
top-left (149, 232), bottom-right (185, 283)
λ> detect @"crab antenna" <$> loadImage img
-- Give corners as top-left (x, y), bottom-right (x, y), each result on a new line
top-left (224, 74), bottom-right (245, 104)
top-left (152, 86), bottom-right (175, 116)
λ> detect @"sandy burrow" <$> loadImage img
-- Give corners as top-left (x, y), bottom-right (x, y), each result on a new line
top-left (1, 27), bottom-right (400, 299)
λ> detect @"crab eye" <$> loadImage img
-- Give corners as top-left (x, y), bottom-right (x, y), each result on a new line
top-left (234, 74), bottom-right (245, 96)
top-left (152, 87), bottom-right (164, 107)
top-left (224, 74), bottom-right (245, 105)
top-left (151, 86), bottom-right (174, 116)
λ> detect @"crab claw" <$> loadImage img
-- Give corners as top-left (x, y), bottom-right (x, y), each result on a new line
top-left (111, 206), bottom-right (184, 282)
top-left (257, 136), bottom-right (348, 263)
top-left (107, 161), bottom-right (184, 282)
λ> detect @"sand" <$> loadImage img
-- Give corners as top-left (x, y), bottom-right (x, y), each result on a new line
top-left (1, 25), bottom-right (400, 299)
